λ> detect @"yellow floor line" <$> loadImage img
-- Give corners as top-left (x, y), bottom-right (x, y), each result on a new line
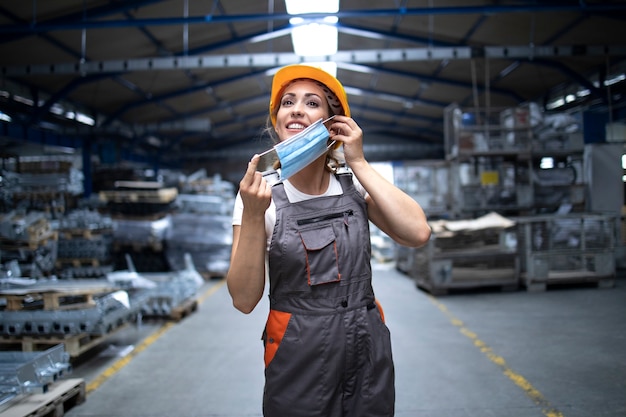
top-left (427, 295), bottom-right (564, 417)
top-left (197, 278), bottom-right (226, 305)
top-left (86, 279), bottom-right (226, 394)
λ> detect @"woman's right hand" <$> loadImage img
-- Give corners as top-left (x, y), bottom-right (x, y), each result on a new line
top-left (239, 154), bottom-right (272, 216)
top-left (228, 154), bottom-right (272, 314)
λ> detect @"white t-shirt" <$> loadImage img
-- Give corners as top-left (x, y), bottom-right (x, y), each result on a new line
top-left (232, 175), bottom-right (367, 250)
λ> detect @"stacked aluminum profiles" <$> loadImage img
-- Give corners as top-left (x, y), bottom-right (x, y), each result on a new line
top-left (0, 211), bottom-right (53, 243)
top-left (164, 212), bottom-right (232, 278)
top-left (165, 193), bottom-right (233, 278)
top-left (516, 213), bottom-right (617, 291)
top-left (112, 215), bottom-right (171, 251)
top-left (55, 209), bottom-right (115, 278)
top-left (0, 211), bottom-right (58, 278)
top-left (0, 344), bottom-right (71, 409)
top-left (108, 254), bottom-right (203, 318)
top-left (0, 280), bottom-right (147, 337)
top-left (407, 212), bottom-right (519, 295)
top-left (99, 182), bottom-right (177, 217)
top-left (9, 169), bottom-right (84, 195)
top-left (174, 193), bottom-right (232, 215)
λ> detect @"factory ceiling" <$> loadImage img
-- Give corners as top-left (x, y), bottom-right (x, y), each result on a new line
top-left (0, 0), bottom-right (625, 171)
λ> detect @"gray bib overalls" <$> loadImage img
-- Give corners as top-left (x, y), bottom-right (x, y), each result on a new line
top-left (262, 172), bottom-right (395, 417)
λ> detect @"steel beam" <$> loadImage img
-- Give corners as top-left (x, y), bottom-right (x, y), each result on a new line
top-left (3, 45), bottom-right (625, 77)
top-left (2, 4), bottom-right (626, 34)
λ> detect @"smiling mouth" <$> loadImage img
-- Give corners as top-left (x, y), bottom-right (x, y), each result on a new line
top-left (286, 123), bottom-right (306, 130)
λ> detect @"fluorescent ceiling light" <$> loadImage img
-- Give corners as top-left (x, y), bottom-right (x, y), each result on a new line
top-left (540, 157), bottom-right (554, 169)
top-left (605, 73), bottom-right (625, 86)
top-left (76, 112), bottom-right (95, 126)
top-left (286, 0), bottom-right (339, 57)
top-left (291, 22), bottom-right (338, 56)
top-left (546, 97), bottom-right (565, 110)
top-left (286, 0), bottom-right (339, 15)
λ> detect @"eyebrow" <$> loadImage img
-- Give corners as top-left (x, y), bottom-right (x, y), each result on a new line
top-left (282, 92), bottom-right (323, 100)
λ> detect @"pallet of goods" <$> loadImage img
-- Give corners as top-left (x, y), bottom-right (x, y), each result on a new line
top-left (0, 280), bottom-right (146, 357)
top-left (0, 378), bottom-right (85, 417)
top-left (406, 212), bottom-right (519, 295)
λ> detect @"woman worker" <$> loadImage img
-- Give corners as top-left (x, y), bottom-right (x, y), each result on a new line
top-left (227, 64), bottom-right (431, 417)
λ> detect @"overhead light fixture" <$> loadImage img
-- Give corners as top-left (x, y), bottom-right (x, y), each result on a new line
top-left (290, 19), bottom-right (338, 56)
top-left (540, 157), bottom-right (554, 169)
top-left (285, 0), bottom-right (339, 15)
top-left (286, 0), bottom-right (339, 57)
top-left (0, 111), bottom-right (11, 122)
top-left (605, 73), bottom-right (625, 86)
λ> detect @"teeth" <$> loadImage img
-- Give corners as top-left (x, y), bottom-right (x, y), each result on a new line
top-left (287, 123), bottom-right (305, 129)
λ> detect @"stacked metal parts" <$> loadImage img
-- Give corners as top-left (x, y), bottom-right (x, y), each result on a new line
top-left (443, 102), bottom-right (586, 216)
top-left (395, 102), bottom-right (619, 293)
top-left (0, 345), bottom-right (71, 410)
top-left (0, 155), bottom-right (84, 215)
top-left (0, 279), bottom-right (144, 338)
top-left (0, 210), bottom-right (58, 278)
top-left (106, 253), bottom-right (203, 318)
top-left (516, 213), bottom-right (617, 291)
top-left (55, 209), bottom-right (115, 278)
top-left (399, 212), bottom-right (519, 295)
top-left (165, 194), bottom-right (233, 278)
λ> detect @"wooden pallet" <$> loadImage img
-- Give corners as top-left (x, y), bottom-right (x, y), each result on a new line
top-left (1, 288), bottom-right (113, 312)
top-left (0, 324), bottom-right (130, 358)
top-left (0, 231), bottom-right (58, 251)
top-left (99, 187), bottom-right (177, 204)
top-left (142, 297), bottom-right (198, 322)
top-left (59, 228), bottom-right (113, 241)
top-left (54, 258), bottom-right (103, 269)
top-left (112, 240), bottom-right (163, 252)
top-left (0, 378), bottom-right (85, 417)
top-left (523, 271), bottom-right (616, 292)
top-left (170, 297), bottom-right (198, 321)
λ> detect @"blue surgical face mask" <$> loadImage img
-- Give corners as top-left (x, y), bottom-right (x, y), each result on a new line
top-left (257, 116), bottom-right (335, 184)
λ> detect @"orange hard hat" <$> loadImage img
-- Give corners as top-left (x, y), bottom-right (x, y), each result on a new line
top-left (269, 64), bottom-right (350, 127)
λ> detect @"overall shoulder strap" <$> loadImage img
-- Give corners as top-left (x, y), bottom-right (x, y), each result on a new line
top-left (271, 182), bottom-right (290, 209)
top-left (336, 171), bottom-right (356, 194)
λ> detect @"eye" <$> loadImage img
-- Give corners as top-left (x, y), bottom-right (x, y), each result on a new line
top-left (281, 98), bottom-right (294, 107)
top-left (306, 99), bottom-right (321, 108)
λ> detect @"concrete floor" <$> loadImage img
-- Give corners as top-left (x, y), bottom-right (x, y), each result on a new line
top-left (63, 263), bottom-right (626, 417)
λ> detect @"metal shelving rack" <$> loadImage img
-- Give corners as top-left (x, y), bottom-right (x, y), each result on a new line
top-left (515, 213), bottom-right (617, 291)
top-left (443, 103), bottom-right (586, 217)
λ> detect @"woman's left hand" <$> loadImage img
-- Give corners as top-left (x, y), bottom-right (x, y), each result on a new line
top-left (329, 115), bottom-right (365, 167)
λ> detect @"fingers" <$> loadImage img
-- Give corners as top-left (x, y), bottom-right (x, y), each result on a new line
top-left (239, 154), bottom-right (272, 213)
top-left (240, 155), bottom-right (262, 190)
top-left (246, 154), bottom-right (260, 175)
top-left (329, 117), bottom-right (361, 140)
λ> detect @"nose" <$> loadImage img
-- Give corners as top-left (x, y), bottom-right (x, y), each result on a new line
top-left (291, 102), bottom-right (305, 117)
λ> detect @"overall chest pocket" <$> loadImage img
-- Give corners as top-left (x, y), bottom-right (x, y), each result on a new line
top-left (299, 225), bottom-right (340, 286)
